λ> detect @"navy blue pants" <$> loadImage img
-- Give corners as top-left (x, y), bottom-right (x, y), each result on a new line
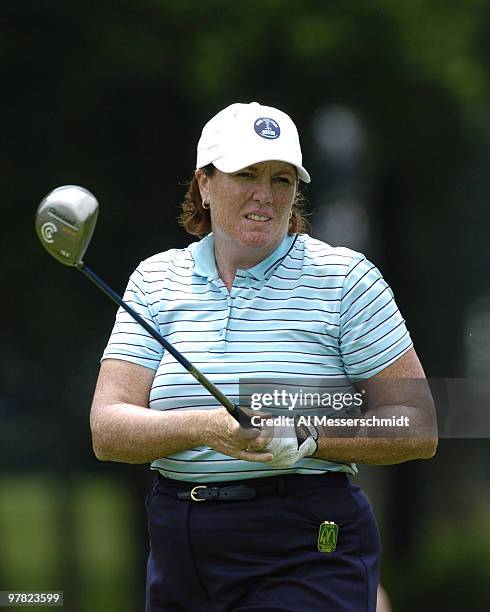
top-left (145, 473), bottom-right (380, 611)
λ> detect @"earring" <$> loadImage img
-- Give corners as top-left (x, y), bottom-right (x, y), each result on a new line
top-left (289, 210), bottom-right (293, 220)
top-left (202, 199), bottom-right (210, 209)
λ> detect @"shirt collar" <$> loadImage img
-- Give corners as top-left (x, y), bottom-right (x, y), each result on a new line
top-left (190, 233), bottom-right (298, 282)
top-left (189, 234), bottom-right (219, 281)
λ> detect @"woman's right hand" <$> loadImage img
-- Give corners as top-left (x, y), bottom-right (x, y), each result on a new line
top-left (201, 407), bottom-right (274, 462)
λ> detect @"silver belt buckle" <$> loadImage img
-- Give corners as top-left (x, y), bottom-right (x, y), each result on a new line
top-left (190, 485), bottom-right (207, 501)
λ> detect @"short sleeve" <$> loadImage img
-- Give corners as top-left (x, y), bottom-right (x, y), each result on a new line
top-left (101, 267), bottom-right (164, 369)
top-left (339, 255), bottom-right (413, 379)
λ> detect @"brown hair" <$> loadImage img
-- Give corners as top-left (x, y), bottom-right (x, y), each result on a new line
top-left (178, 164), bottom-right (310, 238)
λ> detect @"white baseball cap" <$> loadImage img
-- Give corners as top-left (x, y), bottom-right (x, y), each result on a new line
top-left (196, 102), bottom-right (311, 183)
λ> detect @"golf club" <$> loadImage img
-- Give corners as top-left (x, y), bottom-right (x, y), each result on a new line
top-left (35, 185), bottom-right (251, 426)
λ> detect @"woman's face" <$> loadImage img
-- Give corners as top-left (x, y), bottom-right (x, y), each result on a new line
top-left (196, 161), bottom-right (297, 256)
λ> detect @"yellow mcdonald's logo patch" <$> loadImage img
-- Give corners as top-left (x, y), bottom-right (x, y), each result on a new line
top-left (317, 521), bottom-right (339, 553)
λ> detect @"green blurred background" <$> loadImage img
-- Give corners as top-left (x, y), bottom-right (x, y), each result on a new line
top-left (1, 1), bottom-right (490, 610)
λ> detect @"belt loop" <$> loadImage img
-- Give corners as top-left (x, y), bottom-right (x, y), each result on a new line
top-left (151, 474), bottom-right (161, 495)
top-left (278, 477), bottom-right (287, 497)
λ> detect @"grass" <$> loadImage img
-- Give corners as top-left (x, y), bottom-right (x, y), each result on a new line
top-left (0, 473), bottom-right (136, 611)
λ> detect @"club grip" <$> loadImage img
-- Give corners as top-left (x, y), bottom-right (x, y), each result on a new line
top-left (232, 405), bottom-right (255, 429)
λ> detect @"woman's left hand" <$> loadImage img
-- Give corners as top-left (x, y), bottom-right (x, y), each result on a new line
top-left (264, 419), bottom-right (318, 467)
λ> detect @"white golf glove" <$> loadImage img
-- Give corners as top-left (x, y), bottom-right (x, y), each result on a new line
top-left (265, 417), bottom-right (318, 468)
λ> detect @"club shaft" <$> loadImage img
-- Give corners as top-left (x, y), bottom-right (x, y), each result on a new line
top-left (77, 263), bottom-right (241, 419)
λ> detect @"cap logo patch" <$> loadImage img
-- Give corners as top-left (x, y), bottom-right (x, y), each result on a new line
top-left (254, 117), bottom-right (280, 140)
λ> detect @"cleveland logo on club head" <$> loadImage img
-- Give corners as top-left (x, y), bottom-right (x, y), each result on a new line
top-left (41, 221), bottom-right (57, 244)
top-left (254, 117), bottom-right (280, 139)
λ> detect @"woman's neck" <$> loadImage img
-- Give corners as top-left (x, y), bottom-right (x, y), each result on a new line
top-left (213, 236), bottom-right (279, 291)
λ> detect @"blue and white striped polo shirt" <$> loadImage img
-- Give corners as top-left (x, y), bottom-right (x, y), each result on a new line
top-left (102, 233), bottom-right (412, 482)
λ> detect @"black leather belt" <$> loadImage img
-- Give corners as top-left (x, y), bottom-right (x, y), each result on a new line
top-left (153, 471), bottom-right (349, 502)
top-left (177, 484), bottom-right (256, 502)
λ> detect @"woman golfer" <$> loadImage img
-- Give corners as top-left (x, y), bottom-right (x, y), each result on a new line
top-left (90, 101), bottom-right (437, 611)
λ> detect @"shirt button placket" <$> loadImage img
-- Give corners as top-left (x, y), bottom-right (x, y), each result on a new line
top-left (223, 294), bottom-right (232, 343)
top-left (209, 281), bottom-right (228, 352)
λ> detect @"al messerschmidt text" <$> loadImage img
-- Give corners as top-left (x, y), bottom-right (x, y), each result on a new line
top-left (250, 415), bottom-right (411, 428)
